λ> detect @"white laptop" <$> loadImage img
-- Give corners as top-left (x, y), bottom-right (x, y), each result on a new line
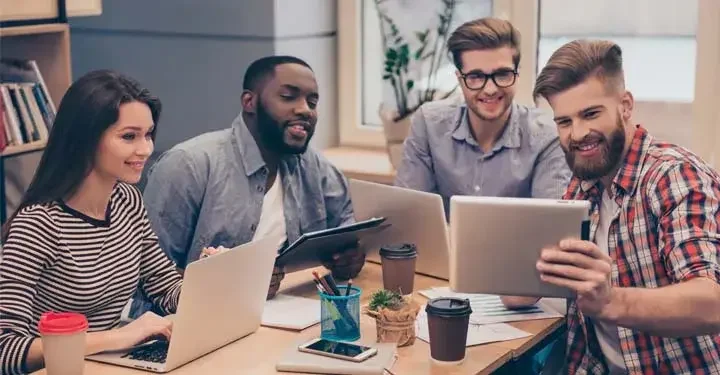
top-left (449, 196), bottom-right (590, 298)
top-left (87, 235), bottom-right (282, 372)
top-left (349, 179), bottom-right (450, 279)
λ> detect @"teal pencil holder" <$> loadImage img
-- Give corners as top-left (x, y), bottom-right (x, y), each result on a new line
top-left (319, 286), bottom-right (361, 342)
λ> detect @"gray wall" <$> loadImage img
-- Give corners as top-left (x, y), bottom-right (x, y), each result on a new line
top-left (3, 0), bottom-right (339, 219)
top-left (69, 0), bottom-right (338, 153)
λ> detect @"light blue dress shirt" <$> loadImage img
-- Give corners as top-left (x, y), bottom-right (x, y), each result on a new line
top-left (395, 97), bottom-right (571, 214)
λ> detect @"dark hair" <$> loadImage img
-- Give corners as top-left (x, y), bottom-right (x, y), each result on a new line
top-left (534, 39), bottom-right (624, 101)
top-left (242, 55), bottom-right (313, 91)
top-left (1, 70), bottom-right (161, 240)
top-left (447, 17), bottom-right (521, 70)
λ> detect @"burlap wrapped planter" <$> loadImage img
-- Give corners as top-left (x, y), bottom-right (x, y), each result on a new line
top-left (365, 301), bottom-right (421, 347)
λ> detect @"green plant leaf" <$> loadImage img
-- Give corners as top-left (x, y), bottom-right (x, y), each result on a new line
top-left (414, 30), bottom-right (429, 43)
top-left (399, 44), bottom-right (410, 66)
top-left (406, 80), bottom-right (414, 90)
top-left (385, 48), bottom-right (398, 61)
top-left (382, 74), bottom-right (392, 80)
top-left (369, 289), bottom-right (405, 311)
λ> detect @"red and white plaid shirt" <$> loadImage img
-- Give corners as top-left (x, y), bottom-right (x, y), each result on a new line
top-left (563, 126), bottom-right (720, 374)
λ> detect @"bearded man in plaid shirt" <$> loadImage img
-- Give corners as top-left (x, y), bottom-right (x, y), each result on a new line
top-left (523, 39), bottom-right (720, 374)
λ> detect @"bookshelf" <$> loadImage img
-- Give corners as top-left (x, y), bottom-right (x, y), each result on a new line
top-left (0, 22), bottom-right (71, 223)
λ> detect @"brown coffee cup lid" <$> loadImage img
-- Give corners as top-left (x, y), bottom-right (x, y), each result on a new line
top-left (425, 297), bottom-right (472, 317)
top-left (379, 243), bottom-right (417, 258)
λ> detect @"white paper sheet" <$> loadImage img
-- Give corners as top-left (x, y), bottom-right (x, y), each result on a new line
top-left (419, 287), bottom-right (563, 325)
top-left (415, 308), bottom-right (531, 347)
top-left (262, 294), bottom-right (320, 330)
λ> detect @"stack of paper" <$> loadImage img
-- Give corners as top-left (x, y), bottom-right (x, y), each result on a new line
top-left (262, 294), bottom-right (320, 330)
top-left (415, 308), bottom-right (531, 347)
top-left (419, 287), bottom-right (563, 325)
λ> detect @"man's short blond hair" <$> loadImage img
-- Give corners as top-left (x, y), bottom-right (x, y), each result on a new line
top-left (447, 17), bottom-right (521, 70)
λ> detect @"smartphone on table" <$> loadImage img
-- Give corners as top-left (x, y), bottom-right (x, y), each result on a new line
top-left (298, 338), bottom-right (377, 362)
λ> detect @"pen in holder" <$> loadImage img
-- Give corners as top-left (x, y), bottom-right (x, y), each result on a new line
top-left (319, 286), bottom-right (361, 342)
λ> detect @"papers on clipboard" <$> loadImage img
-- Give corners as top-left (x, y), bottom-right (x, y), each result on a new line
top-left (419, 287), bottom-right (563, 325)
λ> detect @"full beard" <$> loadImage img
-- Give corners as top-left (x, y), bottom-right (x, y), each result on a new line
top-left (563, 116), bottom-right (626, 181)
top-left (256, 100), bottom-right (311, 155)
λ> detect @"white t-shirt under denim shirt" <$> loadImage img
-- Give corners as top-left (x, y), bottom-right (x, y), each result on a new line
top-left (252, 177), bottom-right (287, 250)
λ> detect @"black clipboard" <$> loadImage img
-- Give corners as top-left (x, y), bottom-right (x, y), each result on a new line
top-left (276, 217), bottom-right (390, 272)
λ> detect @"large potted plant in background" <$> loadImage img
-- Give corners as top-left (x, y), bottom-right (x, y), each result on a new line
top-left (375, 0), bottom-right (459, 169)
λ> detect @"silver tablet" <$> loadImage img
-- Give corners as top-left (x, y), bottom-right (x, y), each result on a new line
top-left (449, 196), bottom-right (590, 299)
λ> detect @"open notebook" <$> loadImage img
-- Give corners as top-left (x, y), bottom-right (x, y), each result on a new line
top-left (262, 294), bottom-right (320, 330)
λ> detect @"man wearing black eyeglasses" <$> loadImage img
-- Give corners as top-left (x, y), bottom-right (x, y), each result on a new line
top-left (395, 18), bottom-right (571, 307)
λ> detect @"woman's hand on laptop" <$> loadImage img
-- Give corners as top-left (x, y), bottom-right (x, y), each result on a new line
top-left (537, 238), bottom-right (613, 319)
top-left (110, 312), bottom-right (173, 351)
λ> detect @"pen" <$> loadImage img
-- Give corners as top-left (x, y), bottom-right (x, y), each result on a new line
top-left (345, 279), bottom-right (353, 296)
top-left (312, 278), bottom-right (326, 294)
top-left (313, 271), bottom-right (335, 296)
top-left (322, 274), bottom-right (342, 296)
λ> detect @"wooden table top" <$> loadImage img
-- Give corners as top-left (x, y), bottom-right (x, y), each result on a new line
top-left (33, 263), bottom-right (564, 375)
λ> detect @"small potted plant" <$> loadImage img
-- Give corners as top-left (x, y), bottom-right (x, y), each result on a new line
top-left (365, 289), bottom-right (421, 347)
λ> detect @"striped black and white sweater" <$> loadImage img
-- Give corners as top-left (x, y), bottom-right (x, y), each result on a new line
top-left (0, 182), bottom-right (182, 374)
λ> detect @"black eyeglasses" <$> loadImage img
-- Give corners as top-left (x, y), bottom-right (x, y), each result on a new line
top-left (459, 69), bottom-right (518, 90)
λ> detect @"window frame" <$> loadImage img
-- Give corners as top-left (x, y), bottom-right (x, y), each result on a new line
top-left (336, 0), bottom-right (537, 148)
top-left (338, 0), bottom-right (720, 166)
top-left (692, 0), bottom-right (720, 165)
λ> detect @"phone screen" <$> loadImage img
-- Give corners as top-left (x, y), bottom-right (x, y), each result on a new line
top-left (305, 339), bottom-right (371, 358)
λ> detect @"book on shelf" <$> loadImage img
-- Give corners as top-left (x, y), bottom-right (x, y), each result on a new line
top-left (0, 58), bottom-right (56, 154)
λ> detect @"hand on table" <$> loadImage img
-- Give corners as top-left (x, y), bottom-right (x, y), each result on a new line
top-left (536, 238), bottom-right (614, 318)
top-left (322, 244), bottom-right (366, 280)
top-left (267, 265), bottom-right (285, 300)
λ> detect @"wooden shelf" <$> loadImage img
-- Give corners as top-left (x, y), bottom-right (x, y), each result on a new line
top-left (323, 147), bottom-right (396, 185)
top-left (0, 23), bottom-right (68, 37)
top-left (2, 141), bottom-right (48, 157)
top-left (0, 16), bottom-right (72, 223)
top-left (0, 23), bottom-right (71, 111)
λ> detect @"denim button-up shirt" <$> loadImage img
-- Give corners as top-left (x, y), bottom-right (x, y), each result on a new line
top-left (395, 98), bottom-right (571, 215)
top-left (142, 114), bottom-right (355, 269)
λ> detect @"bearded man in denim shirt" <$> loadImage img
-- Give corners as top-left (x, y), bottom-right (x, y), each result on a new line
top-left (141, 56), bottom-right (364, 306)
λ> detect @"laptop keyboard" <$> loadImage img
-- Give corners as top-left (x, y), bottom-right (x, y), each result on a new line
top-left (122, 340), bottom-right (169, 363)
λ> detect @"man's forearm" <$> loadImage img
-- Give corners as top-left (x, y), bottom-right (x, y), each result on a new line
top-left (23, 331), bottom-right (117, 373)
top-left (601, 277), bottom-right (720, 337)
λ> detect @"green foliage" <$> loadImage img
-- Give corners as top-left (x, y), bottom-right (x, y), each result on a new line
top-left (375, 0), bottom-right (459, 121)
top-left (369, 289), bottom-right (406, 311)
